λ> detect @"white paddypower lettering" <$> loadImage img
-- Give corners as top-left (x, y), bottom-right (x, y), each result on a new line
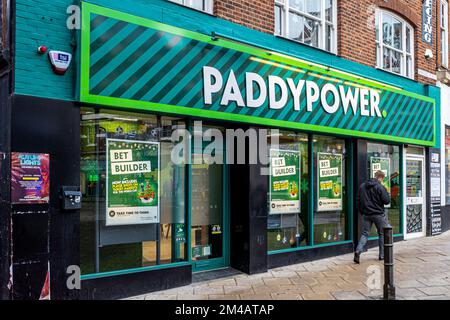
top-left (306, 80), bottom-right (320, 112)
top-left (221, 69), bottom-right (245, 107)
top-left (287, 78), bottom-right (305, 111)
top-left (202, 66), bottom-right (383, 118)
top-left (339, 85), bottom-right (359, 115)
top-left (246, 72), bottom-right (267, 108)
top-left (269, 75), bottom-right (288, 109)
top-left (321, 83), bottom-right (340, 114)
top-left (203, 66), bottom-right (223, 105)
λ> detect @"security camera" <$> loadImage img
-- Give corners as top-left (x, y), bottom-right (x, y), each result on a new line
top-left (425, 49), bottom-right (434, 60)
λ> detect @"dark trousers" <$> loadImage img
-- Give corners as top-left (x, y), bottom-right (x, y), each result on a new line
top-left (356, 214), bottom-right (388, 257)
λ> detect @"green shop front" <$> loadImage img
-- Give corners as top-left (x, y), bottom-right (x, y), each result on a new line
top-left (78, 3), bottom-right (437, 299)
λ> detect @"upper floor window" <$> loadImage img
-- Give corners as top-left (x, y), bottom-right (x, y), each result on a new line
top-left (441, 0), bottom-right (449, 68)
top-left (375, 10), bottom-right (414, 79)
top-left (275, 0), bottom-right (337, 53)
top-left (170, 0), bottom-right (213, 14)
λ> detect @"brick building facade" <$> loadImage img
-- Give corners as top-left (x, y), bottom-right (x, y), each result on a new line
top-left (214, 0), bottom-right (442, 85)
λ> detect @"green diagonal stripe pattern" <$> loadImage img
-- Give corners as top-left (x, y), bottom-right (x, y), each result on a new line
top-left (81, 5), bottom-right (436, 146)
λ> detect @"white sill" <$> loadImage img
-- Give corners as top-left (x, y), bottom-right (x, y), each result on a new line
top-left (168, 1), bottom-right (215, 17)
top-left (273, 34), bottom-right (338, 56)
top-left (374, 65), bottom-right (415, 81)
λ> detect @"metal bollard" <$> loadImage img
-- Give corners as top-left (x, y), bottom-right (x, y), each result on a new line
top-left (383, 225), bottom-right (395, 300)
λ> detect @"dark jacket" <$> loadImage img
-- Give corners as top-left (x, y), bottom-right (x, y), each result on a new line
top-left (356, 178), bottom-right (391, 216)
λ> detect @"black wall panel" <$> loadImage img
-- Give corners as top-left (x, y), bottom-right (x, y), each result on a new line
top-left (0, 73), bottom-right (12, 300)
top-left (11, 95), bottom-right (80, 300)
top-left (268, 242), bottom-right (354, 269)
top-left (229, 127), bottom-right (268, 275)
top-left (80, 265), bottom-right (191, 300)
top-left (354, 140), bottom-right (368, 248)
top-left (441, 205), bottom-right (450, 233)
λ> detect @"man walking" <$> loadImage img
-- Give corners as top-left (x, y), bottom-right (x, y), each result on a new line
top-left (354, 170), bottom-right (391, 264)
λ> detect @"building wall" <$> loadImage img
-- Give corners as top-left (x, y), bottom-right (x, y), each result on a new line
top-left (14, 0), bottom-right (75, 101)
top-left (338, 0), bottom-right (438, 85)
top-left (439, 82), bottom-right (450, 212)
top-left (214, 0), bottom-right (274, 34)
top-left (13, 0), bottom-right (438, 102)
top-left (213, 0), bottom-right (440, 85)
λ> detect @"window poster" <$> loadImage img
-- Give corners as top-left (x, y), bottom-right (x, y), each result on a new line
top-left (11, 153), bottom-right (50, 204)
top-left (370, 157), bottom-right (391, 208)
top-left (370, 157), bottom-right (391, 193)
top-left (106, 139), bottom-right (160, 226)
top-left (317, 153), bottom-right (343, 212)
top-left (269, 149), bottom-right (301, 215)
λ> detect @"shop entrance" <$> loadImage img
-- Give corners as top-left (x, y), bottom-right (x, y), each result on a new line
top-left (405, 147), bottom-right (426, 239)
top-left (190, 125), bottom-right (229, 272)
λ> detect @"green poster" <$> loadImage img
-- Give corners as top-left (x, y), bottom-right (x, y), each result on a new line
top-left (174, 224), bottom-right (186, 243)
top-left (370, 157), bottom-right (391, 193)
top-left (370, 157), bottom-right (391, 209)
top-left (317, 153), bottom-right (343, 212)
top-left (106, 139), bottom-right (160, 226)
top-left (269, 149), bottom-right (301, 215)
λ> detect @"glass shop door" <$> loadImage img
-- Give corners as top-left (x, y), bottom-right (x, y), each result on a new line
top-left (190, 125), bottom-right (228, 272)
top-left (405, 156), bottom-right (426, 239)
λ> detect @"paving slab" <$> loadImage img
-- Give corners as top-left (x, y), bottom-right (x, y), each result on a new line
top-left (331, 290), bottom-right (367, 300)
top-left (125, 231), bottom-right (450, 300)
top-left (417, 286), bottom-right (450, 296)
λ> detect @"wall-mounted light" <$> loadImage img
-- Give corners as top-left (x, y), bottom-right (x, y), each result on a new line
top-left (37, 46), bottom-right (47, 54)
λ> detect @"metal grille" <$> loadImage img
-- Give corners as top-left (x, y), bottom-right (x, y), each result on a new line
top-left (406, 204), bottom-right (423, 233)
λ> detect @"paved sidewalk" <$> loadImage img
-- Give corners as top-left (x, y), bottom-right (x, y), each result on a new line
top-left (127, 231), bottom-right (450, 300)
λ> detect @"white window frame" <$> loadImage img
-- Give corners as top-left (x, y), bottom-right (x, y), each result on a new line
top-left (441, 0), bottom-right (449, 68)
top-left (275, 0), bottom-right (338, 53)
top-left (169, 0), bottom-right (213, 14)
top-left (375, 9), bottom-right (414, 79)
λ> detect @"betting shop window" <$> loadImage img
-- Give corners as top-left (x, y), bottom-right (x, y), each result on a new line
top-left (446, 127), bottom-right (450, 204)
top-left (442, 0), bottom-right (449, 68)
top-left (169, 0), bottom-right (213, 14)
top-left (313, 135), bottom-right (348, 244)
top-left (367, 143), bottom-right (401, 235)
top-left (267, 130), bottom-right (309, 251)
top-left (375, 10), bottom-right (414, 79)
top-left (275, 0), bottom-right (337, 53)
top-left (80, 108), bottom-right (187, 275)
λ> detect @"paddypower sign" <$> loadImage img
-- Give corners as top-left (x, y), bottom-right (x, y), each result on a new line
top-left (80, 3), bottom-right (436, 146)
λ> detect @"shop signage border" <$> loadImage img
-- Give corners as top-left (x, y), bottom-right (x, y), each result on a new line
top-left (80, 2), bottom-right (436, 147)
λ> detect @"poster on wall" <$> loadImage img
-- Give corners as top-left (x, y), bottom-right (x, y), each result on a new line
top-left (106, 139), bottom-right (160, 226)
top-left (370, 157), bottom-right (390, 192)
top-left (317, 153), bottom-right (343, 212)
top-left (370, 157), bottom-right (391, 208)
top-left (429, 149), bottom-right (442, 236)
top-left (269, 149), bottom-right (301, 215)
top-left (11, 153), bottom-right (50, 204)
